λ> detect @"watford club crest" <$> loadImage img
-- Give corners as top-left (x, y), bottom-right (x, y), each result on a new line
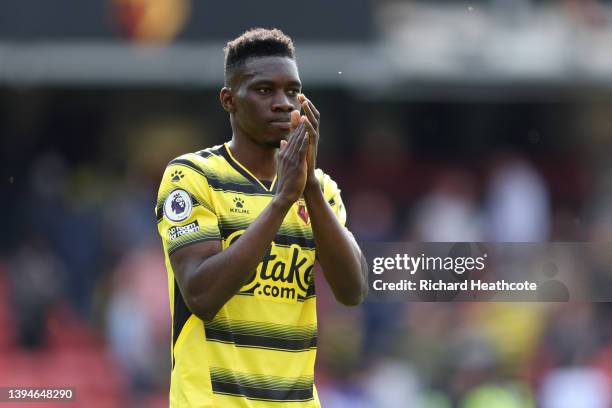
top-left (297, 199), bottom-right (309, 224)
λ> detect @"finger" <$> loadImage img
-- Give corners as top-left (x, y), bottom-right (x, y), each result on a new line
top-left (284, 110), bottom-right (301, 154)
top-left (303, 118), bottom-right (318, 167)
top-left (303, 117), bottom-right (317, 142)
top-left (287, 122), bottom-right (305, 158)
top-left (279, 139), bottom-right (288, 151)
top-left (290, 109), bottom-right (301, 132)
top-left (291, 118), bottom-right (307, 154)
top-left (288, 120), bottom-right (304, 147)
top-left (298, 127), bottom-right (309, 162)
top-left (307, 100), bottom-right (320, 120)
top-left (302, 101), bottom-right (319, 130)
top-left (300, 93), bottom-right (320, 119)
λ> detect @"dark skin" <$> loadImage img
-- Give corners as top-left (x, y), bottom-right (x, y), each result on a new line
top-left (169, 56), bottom-right (367, 322)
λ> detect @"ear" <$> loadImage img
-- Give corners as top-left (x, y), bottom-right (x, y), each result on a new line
top-left (219, 87), bottom-right (235, 113)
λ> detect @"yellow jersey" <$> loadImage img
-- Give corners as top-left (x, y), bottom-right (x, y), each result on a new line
top-left (156, 143), bottom-right (347, 407)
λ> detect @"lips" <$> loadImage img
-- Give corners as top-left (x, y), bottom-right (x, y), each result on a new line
top-left (269, 119), bottom-right (291, 130)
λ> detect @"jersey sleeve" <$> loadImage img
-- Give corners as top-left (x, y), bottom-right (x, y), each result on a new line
top-left (156, 155), bottom-right (221, 256)
top-left (315, 169), bottom-right (347, 227)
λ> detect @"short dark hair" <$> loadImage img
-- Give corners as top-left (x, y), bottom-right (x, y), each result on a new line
top-left (224, 28), bottom-right (295, 85)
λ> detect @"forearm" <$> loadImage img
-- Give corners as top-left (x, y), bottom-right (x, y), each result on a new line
top-left (304, 182), bottom-right (367, 305)
top-left (183, 197), bottom-right (292, 320)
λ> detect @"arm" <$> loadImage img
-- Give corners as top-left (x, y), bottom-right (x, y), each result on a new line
top-left (299, 94), bottom-right (368, 306)
top-left (170, 121), bottom-right (310, 321)
top-left (303, 182), bottom-right (368, 306)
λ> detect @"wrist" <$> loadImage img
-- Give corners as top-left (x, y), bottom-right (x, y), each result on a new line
top-left (305, 175), bottom-right (320, 191)
top-left (271, 194), bottom-right (295, 212)
top-left (304, 179), bottom-right (322, 200)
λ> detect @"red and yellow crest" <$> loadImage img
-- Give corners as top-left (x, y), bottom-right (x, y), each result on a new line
top-left (296, 199), bottom-right (309, 224)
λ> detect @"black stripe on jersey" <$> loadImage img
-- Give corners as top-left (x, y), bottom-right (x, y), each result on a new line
top-left (208, 319), bottom-right (316, 339)
top-left (234, 292), bottom-right (316, 303)
top-left (209, 369), bottom-right (313, 402)
top-left (275, 233), bottom-right (316, 249)
top-left (205, 328), bottom-right (317, 352)
top-left (156, 204), bottom-right (163, 222)
top-left (168, 237), bottom-right (219, 256)
top-left (166, 160), bottom-right (263, 195)
top-left (305, 281), bottom-right (315, 298)
top-left (220, 227), bottom-right (316, 249)
top-left (172, 279), bottom-right (192, 369)
top-left (196, 150), bottom-right (214, 159)
top-left (166, 158), bottom-right (251, 195)
top-left (207, 178), bottom-right (271, 196)
top-left (219, 145), bottom-right (277, 195)
top-left (168, 155), bottom-right (247, 193)
top-left (211, 381), bottom-right (313, 402)
top-left (167, 236), bottom-right (220, 256)
top-left (195, 145), bottom-right (223, 159)
top-left (168, 152), bottom-right (276, 196)
top-left (208, 186), bottom-right (277, 198)
top-left (168, 158), bottom-right (204, 175)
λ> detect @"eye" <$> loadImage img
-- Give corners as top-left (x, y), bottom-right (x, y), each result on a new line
top-left (287, 89), bottom-right (300, 97)
top-left (256, 87), bottom-right (271, 95)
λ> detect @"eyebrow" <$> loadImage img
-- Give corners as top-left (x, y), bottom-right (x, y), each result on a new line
top-left (248, 78), bottom-right (302, 87)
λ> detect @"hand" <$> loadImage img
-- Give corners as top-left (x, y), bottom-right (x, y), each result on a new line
top-left (298, 94), bottom-right (320, 186)
top-left (274, 118), bottom-right (309, 206)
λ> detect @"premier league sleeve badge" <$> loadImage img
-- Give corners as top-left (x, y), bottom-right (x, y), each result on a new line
top-left (163, 189), bottom-right (193, 222)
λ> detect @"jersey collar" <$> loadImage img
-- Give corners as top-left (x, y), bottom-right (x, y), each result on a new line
top-left (222, 143), bottom-right (277, 194)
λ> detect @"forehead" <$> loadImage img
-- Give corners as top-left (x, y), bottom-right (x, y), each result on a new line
top-left (241, 56), bottom-right (300, 84)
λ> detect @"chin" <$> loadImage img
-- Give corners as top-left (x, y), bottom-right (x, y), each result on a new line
top-left (267, 130), bottom-right (290, 148)
top-left (263, 140), bottom-right (282, 149)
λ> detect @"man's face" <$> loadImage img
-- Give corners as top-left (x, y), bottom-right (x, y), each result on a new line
top-left (229, 56), bottom-right (302, 147)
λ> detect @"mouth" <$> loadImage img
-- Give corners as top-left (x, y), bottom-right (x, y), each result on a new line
top-left (269, 120), bottom-right (291, 130)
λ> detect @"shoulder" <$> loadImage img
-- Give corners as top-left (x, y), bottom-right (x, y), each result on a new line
top-left (314, 168), bottom-right (347, 225)
top-left (166, 144), bottom-right (227, 176)
top-left (315, 169), bottom-right (338, 191)
top-left (156, 147), bottom-right (225, 217)
top-left (157, 145), bottom-right (226, 198)
top-left (314, 168), bottom-right (342, 198)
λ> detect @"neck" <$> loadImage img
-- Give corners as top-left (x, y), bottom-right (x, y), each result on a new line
top-left (227, 133), bottom-right (278, 182)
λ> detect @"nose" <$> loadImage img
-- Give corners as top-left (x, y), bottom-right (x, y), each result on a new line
top-left (271, 91), bottom-right (294, 112)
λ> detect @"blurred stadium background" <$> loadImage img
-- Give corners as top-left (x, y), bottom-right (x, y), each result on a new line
top-left (2, 0), bottom-right (612, 406)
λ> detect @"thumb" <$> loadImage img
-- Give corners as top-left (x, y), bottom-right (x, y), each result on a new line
top-left (290, 110), bottom-right (300, 132)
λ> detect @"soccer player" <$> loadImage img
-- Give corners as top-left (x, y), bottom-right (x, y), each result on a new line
top-left (156, 28), bottom-right (368, 407)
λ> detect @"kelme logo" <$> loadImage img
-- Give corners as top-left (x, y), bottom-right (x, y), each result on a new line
top-left (230, 196), bottom-right (250, 214)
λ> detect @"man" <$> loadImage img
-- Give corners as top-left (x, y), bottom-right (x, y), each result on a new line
top-left (156, 28), bottom-right (368, 407)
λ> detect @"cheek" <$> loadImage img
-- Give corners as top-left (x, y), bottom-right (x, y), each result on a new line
top-left (243, 100), bottom-right (268, 124)
top-left (236, 95), bottom-right (258, 112)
